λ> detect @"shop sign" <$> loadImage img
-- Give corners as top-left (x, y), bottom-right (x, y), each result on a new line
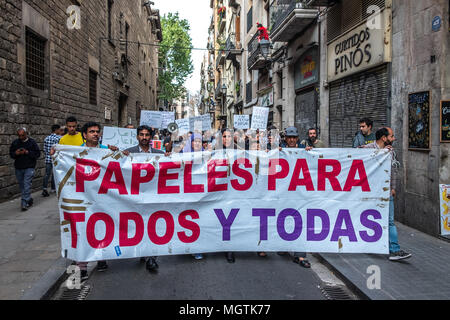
top-left (295, 46), bottom-right (319, 90)
top-left (327, 9), bottom-right (391, 82)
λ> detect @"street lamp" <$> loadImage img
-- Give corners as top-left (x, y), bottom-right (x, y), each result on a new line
top-left (259, 39), bottom-right (271, 60)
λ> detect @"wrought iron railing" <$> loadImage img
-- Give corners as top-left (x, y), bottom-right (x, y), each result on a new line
top-left (247, 32), bottom-right (261, 69)
top-left (270, 0), bottom-right (309, 34)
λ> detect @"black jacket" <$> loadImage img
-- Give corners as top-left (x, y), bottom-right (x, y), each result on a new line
top-left (9, 138), bottom-right (41, 169)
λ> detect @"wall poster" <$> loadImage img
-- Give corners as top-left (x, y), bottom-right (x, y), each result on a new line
top-left (408, 91), bottom-right (431, 151)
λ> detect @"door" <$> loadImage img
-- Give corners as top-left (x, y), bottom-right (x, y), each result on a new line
top-left (295, 89), bottom-right (317, 142)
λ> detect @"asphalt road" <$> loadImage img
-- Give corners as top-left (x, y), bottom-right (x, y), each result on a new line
top-left (77, 252), bottom-right (342, 300)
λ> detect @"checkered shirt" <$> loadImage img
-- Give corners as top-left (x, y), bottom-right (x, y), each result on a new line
top-left (44, 133), bottom-right (61, 163)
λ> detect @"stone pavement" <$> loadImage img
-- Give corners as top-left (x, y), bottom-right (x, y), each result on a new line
top-left (319, 223), bottom-right (450, 300)
top-left (0, 191), bottom-right (66, 300)
top-left (2, 190), bottom-right (450, 300)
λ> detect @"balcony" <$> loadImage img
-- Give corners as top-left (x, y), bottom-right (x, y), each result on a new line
top-left (270, 0), bottom-right (318, 43)
top-left (225, 33), bottom-right (242, 66)
top-left (215, 80), bottom-right (223, 100)
top-left (247, 33), bottom-right (271, 71)
top-left (216, 50), bottom-right (225, 70)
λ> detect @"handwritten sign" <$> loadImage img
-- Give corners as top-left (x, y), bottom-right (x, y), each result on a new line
top-left (175, 118), bottom-right (190, 134)
top-left (201, 114), bottom-right (212, 131)
top-left (102, 127), bottom-right (137, 150)
top-left (140, 111), bottom-right (162, 129)
top-left (408, 91), bottom-right (431, 150)
top-left (251, 107), bottom-right (269, 131)
top-left (440, 101), bottom-right (450, 142)
top-left (234, 115), bottom-right (250, 129)
top-left (161, 112), bottom-right (175, 129)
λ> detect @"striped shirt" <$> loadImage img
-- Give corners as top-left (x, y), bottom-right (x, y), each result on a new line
top-left (43, 133), bottom-right (61, 163)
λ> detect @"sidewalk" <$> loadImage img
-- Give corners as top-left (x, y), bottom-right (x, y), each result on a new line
top-left (319, 222), bottom-right (450, 300)
top-left (0, 191), bottom-right (66, 300)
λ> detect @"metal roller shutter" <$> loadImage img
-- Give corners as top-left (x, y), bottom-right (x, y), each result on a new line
top-left (329, 64), bottom-right (389, 148)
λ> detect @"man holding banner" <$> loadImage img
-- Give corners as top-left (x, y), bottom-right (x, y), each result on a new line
top-left (124, 125), bottom-right (165, 272)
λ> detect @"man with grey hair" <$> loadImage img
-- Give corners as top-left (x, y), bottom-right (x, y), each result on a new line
top-left (9, 128), bottom-right (41, 211)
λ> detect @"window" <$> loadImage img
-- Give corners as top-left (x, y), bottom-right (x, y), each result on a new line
top-left (89, 69), bottom-right (98, 105)
top-left (25, 28), bottom-right (46, 90)
top-left (125, 22), bottom-right (129, 60)
top-left (247, 6), bottom-right (253, 32)
top-left (107, 0), bottom-right (113, 40)
top-left (327, 0), bottom-right (386, 42)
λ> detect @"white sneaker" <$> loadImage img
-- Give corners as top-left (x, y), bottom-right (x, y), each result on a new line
top-left (389, 250), bottom-right (412, 261)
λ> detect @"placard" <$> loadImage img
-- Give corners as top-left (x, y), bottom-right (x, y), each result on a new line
top-left (201, 114), bottom-right (212, 131)
top-left (408, 91), bottom-right (431, 150)
top-left (440, 101), bottom-right (450, 142)
top-left (234, 115), bottom-right (250, 129)
top-left (151, 140), bottom-right (163, 150)
top-left (54, 146), bottom-right (391, 262)
top-left (161, 112), bottom-right (175, 129)
top-left (251, 107), bottom-right (269, 130)
top-left (102, 127), bottom-right (137, 150)
top-left (440, 184), bottom-right (450, 236)
top-left (140, 110), bottom-right (162, 129)
top-left (175, 118), bottom-right (190, 134)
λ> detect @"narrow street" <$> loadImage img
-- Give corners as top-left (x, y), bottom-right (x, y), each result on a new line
top-left (51, 253), bottom-right (358, 300)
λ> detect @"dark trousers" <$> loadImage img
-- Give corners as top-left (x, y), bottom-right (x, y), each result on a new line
top-left (42, 163), bottom-right (55, 191)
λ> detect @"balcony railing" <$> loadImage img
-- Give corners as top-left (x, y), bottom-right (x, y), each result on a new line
top-left (270, 0), bottom-right (318, 42)
top-left (225, 33), bottom-right (242, 65)
top-left (247, 33), bottom-right (271, 70)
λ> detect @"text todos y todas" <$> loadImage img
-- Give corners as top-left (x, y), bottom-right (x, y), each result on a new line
top-left (62, 152), bottom-right (388, 251)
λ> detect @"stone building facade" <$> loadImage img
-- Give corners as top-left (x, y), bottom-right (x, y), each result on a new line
top-left (0, 0), bottom-right (162, 203)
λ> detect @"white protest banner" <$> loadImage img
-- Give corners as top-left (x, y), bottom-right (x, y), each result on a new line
top-left (251, 107), bottom-right (269, 130)
top-left (175, 118), bottom-right (190, 134)
top-left (54, 146), bottom-right (391, 262)
top-left (234, 115), bottom-right (250, 130)
top-left (440, 184), bottom-right (450, 235)
top-left (140, 110), bottom-right (162, 128)
top-left (102, 127), bottom-right (137, 150)
top-left (161, 112), bottom-right (175, 129)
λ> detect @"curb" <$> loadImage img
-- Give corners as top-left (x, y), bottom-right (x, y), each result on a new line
top-left (313, 253), bottom-right (371, 301)
top-left (20, 257), bottom-right (69, 300)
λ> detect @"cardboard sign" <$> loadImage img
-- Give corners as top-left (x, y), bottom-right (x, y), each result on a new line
top-left (234, 115), bottom-right (250, 129)
top-left (251, 107), bottom-right (269, 131)
top-left (102, 127), bottom-right (137, 150)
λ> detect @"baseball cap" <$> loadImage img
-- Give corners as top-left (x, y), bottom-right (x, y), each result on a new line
top-left (285, 127), bottom-right (299, 137)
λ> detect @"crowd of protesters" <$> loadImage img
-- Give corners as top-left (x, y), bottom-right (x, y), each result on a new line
top-left (8, 115), bottom-right (411, 280)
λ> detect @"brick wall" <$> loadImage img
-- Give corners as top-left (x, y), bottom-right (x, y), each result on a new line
top-left (0, 0), bottom-right (161, 202)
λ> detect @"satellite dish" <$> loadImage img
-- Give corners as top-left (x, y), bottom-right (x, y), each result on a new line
top-left (167, 122), bottom-right (178, 133)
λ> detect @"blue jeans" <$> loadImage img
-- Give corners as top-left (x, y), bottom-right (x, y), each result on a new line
top-left (389, 196), bottom-right (401, 253)
top-left (42, 163), bottom-right (55, 191)
top-left (15, 168), bottom-right (35, 207)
